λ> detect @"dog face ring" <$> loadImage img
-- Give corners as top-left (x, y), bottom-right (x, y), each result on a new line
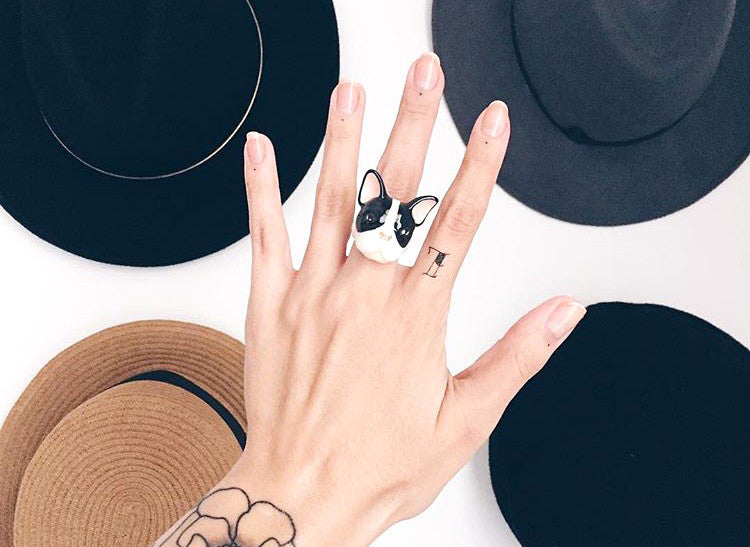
top-left (351, 169), bottom-right (438, 264)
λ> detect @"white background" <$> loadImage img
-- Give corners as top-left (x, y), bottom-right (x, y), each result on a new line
top-left (1, 1), bottom-right (748, 545)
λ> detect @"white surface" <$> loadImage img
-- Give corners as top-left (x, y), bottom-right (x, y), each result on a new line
top-left (1, 1), bottom-right (748, 545)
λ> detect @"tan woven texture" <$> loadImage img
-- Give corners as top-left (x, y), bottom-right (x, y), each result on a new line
top-left (0, 320), bottom-right (246, 546)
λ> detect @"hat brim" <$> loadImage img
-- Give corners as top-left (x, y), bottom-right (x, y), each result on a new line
top-left (0, 1), bottom-right (339, 265)
top-left (0, 320), bottom-right (246, 546)
top-left (489, 303), bottom-right (750, 544)
top-left (433, 0), bottom-right (750, 225)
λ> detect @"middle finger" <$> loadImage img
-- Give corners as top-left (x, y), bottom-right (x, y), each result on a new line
top-left (376, 52), bottom-right (445, 201)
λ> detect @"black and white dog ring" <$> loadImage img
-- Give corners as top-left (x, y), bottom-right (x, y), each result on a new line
top-left (351, 169), bottom-right (438, 264)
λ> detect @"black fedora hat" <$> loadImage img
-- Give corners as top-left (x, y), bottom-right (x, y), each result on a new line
top-left (433, 1), bottom-right (750, 225)
top-left (489, 302), bottom-right (750, 545)
top-left (0, 0), bottom-right (339, 266)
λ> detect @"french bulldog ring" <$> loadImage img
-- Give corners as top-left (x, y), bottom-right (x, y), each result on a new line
top-left (351, 169), bottom-right (438, 264)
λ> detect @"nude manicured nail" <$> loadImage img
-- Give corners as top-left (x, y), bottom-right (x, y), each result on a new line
top-left (481, 100), bottom-right (509, 138)
top-left (414, 52), bottom-right (440, 91)
top-left (246, 132), bottom-right (265, 164)
top-left (545, 300), bottom-right (586, 343)
top-left (335, 80), bottom-right (359, 115)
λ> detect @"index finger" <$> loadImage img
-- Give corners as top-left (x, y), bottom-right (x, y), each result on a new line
top-left (406, 101), bottom-right (510, 292)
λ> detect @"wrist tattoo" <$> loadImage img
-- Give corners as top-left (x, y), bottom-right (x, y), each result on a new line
top-left (157, 487), bottom-right (296, 547)
top-left (422, 246), bottom-right (449, 278)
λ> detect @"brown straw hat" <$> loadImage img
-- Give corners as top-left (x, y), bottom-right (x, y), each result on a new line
top-left (0, 320), bottom-right (247, 546)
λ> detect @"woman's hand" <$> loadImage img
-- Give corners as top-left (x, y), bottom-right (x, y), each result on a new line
top-left (155, 53), bottom-right (585, 547)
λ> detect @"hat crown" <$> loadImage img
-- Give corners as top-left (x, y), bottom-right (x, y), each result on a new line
top-left (513, 0), bottom-right (736, 143)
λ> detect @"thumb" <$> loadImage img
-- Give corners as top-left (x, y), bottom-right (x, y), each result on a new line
top-left (445, 296), bottom-right (586, 452)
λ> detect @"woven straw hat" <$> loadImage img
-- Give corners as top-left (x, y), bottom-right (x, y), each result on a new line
top-left (0, 320), bottom-right (247, 546)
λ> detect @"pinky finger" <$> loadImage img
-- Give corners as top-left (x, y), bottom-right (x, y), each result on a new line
top-left (244, 132), bottom-right (294, 288)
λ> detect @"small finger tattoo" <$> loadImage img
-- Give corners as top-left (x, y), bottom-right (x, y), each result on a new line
top-left (423, 246), bottom-right (449, 278)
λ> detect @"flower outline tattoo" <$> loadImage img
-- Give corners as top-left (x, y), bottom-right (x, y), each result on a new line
top-left (157, 487), bottom-right (296, 547)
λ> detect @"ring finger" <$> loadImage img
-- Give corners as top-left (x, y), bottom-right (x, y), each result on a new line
top-left (349, 52), bottom-right (444, 266)
top-left (377, 52), bottom-right (444, 200)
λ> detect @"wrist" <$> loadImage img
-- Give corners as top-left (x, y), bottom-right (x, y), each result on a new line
top-left (221, 451), bottom-right (391, 546)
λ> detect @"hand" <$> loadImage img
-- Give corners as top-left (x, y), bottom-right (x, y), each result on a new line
top-left (155, 52), bottom-right (585, 547)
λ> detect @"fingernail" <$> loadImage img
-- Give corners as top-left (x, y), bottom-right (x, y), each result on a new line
top-left (246, 132), bottom-right (265, 164)
top-left (481, 100), bottom-right (509, 138)
top-left (545, 300), bottom-right (586, 343)
top-left (335, 79), bottom-right (359, 115)
top-left (414, 52), bottom-right (440, 91)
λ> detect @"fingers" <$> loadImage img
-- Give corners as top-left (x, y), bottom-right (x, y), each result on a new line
top-left (408, 101), bottom-right (510, 291)
top-left (377, 52), bottom-right (444, 200)
top-left (244, 132), bottom-right (293, 294)
top-left (301, 80), bottom-right (366, 272)
top-left (441, 297), bottom-right (586, 459)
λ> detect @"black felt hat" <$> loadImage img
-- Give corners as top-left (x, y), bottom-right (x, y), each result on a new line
top-left (489, 302), bottom-right (750, 545)
top-left (0, 0), bottom-right (339, 265)
top-left (433, 1), bottom-right (750, 225)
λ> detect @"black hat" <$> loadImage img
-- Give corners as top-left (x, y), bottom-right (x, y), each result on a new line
top-left (0, 0), bottom-right (339, 265)
top-left (433, 1), bottom-right (750, 225)
top-left (489, 302), bottom-right (750, 545)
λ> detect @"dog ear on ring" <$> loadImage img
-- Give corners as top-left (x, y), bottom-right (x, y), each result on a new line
top-left (408, 195), bottom-right (439, 226)
top-left (358, 169), bottom-right (388, 205)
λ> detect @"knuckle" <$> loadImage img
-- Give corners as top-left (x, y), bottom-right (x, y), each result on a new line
top-left (440, 196), bottom-right (484, 234)
top-left (508, 342), bottom-right (544, 383)
top-left (314, 181), bottom-right (351, 219)
top-left (250, 221), bottom-right (274, 255)
top-left (400, 95), bottom-right (434, 120)
top-left (463, 149), bottom-right (498, 171)
top-left (379, 161), bottom-right (419, 198)
top-left (326, 118), bottom-right (357, 142)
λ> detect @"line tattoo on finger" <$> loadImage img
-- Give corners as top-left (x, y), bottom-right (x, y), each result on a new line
top-left (423, 246), bottom-right (449, 278)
